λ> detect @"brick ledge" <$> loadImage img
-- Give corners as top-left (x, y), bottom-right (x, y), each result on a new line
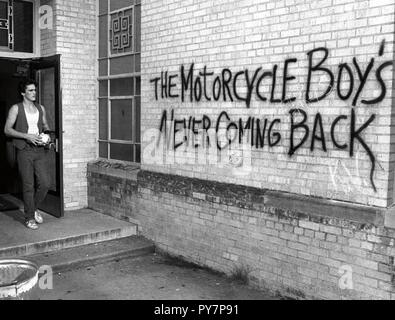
top-left (87, 162), bottom-right (391, 229)
top-left (88, 160), bottom-right (140, 181)
top-left (137, 170), bottom-right (387, 229)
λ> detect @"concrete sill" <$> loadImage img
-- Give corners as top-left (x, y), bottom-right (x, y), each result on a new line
top-left (88, 165), bottom-right (395, 230)
top-left (88, 159), bottom-right (140, 182)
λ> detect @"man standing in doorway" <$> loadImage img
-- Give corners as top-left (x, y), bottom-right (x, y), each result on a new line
top-left (4, 79), bottom-right (51, 230)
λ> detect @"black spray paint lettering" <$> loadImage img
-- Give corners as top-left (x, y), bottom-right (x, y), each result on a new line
top-left (311, 113), bottom-right (327, 152)
top-left (337, 63), bottom-right (354, 101)
top-left (160, 109), bottom-right (374, 161)
top-left (160, 109), bottom-right (283, 152)
top-left (152, 62), bottom-right (298, 108)
top-left (152, 41), bottom-right (392, 192)
top-left (306, 48), bottom-right (334, 103)
top-left (151, 42), bottom-right (392, 108)
top-left (158, 108), bottom-right (377, 190)
top-left (289, 109), bottom-right (309, 156)
top-left (362, 41), bottom-right (392, 105)
top-left (306, 40), bottom-right (393, 106)
top-left (350, 110), bottom-right (376, 192)
top-left (289, 109), bottom-right (376, 192)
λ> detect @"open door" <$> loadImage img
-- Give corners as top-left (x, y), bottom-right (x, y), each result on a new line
top-left (30, 55), bottom-right (64, 218)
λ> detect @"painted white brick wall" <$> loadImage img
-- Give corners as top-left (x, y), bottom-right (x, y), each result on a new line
top-left (55, 0), bottom-right (97, 210)
top-left (40, 0), bottom-right (56, 56)
top-left (141, 0), bottom-right (395, 207)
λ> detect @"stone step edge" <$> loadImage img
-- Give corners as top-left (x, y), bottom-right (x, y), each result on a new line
top-left (0, 225), bottom-right (137, 259)
top-left (28, 238), bottom-right (155, 274)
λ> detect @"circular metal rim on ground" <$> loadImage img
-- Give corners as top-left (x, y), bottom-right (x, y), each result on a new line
top-left (0, 259), bottom-right (39, 299)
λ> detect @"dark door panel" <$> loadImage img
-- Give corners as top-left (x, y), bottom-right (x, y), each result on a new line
top-left (30, 55), bottom-right (64, 218)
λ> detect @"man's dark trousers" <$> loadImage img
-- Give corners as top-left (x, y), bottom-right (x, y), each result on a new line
top-left (17, 145), bottom-right (50, 221)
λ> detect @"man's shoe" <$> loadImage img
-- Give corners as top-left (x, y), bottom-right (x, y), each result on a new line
top-left (25, 220), bottom-right (39, 230)
top-left (34, 211), bottom-right (44, 224)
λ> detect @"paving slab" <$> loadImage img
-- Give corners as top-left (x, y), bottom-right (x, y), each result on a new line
top-left (0, 208), bottom-right (137, 258)
top-left (35, 254), bottom-right (281, 300)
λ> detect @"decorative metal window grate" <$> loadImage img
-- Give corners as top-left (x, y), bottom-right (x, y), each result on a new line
top-left (0, 19), bottom-right (8, 28)
top-left (0, 0), bottom-right (13, 50)
top-left (110, 9), bottom-right (133, 54)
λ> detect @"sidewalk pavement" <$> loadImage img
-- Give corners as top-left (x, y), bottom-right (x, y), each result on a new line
top-left (35, 253), bottom-right (282, 300)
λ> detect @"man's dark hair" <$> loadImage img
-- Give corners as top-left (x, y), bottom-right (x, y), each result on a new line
top-left (18, 79), bottom-right (37, 95)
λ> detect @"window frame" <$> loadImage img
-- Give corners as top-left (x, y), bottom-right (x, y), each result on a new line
top-left (97, 0), bottom-right (141, 164)
top-left (0, 0), bottom-right (40, 58)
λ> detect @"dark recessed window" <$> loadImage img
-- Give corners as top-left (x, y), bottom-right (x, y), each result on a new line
top-left (0, 0), bottom-right (34, 53)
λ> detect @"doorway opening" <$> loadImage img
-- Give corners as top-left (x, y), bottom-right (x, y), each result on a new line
top-left (0, 56), bottom-right (64, 217)
top-left (0, 59), bottom-right (23, 210)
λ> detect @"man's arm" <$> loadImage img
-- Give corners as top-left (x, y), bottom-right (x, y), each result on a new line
top-left (4, 104), bottom-right (42, 145)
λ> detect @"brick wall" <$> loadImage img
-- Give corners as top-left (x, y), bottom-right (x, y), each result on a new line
top-left (88, 162), bottom-right (395, 299)
top-left (87, 0), bottom-right (395, 299)
top-left (53, 0), bottom-right (97, 209)
top-left (141, 0), bottom-right (395, 208)
top-left (40, 0), bottom-right (56, 56)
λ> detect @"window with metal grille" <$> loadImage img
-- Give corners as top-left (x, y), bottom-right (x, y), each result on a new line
top-left (98, 0), bottom-right (141, 163)
top-left (0, 0), bottom-right (34, 53)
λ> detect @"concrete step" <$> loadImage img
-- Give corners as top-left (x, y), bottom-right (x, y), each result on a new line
top-left (24, 236), bottom-right (155, 273)
top-left (0, 209), bottom-right (137, 259)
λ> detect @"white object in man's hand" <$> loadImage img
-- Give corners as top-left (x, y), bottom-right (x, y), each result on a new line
top-left (39, 133), bottom-right (51, 145)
